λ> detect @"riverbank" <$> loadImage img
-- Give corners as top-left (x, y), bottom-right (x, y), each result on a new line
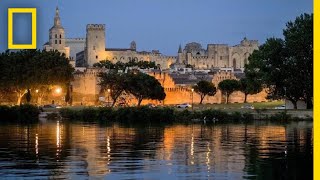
top-left (0, 105), bottom-right (39, 122)
top-left (58, 106), bottom-right (313, 123)
top-left (0, 105), bottom-right (312, 123)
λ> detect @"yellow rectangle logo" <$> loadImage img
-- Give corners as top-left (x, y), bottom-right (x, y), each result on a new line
top-left (8, 8), bottom-right (37, 49)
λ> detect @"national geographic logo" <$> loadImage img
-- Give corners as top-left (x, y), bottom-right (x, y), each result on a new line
top-left (8, 8), bottom-right (37, 49)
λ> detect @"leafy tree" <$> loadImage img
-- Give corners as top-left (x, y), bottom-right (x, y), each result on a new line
top-left (93, 59), bottom-right (157, 71)
top-left (245, 14), bottom-right (313, 109)
top-left (99, 71), bottom-right (127, 107)
top-left (126, 72), bottom-right (166, 106)
top-left (0, 50), bottom-right (74, 105)
top-left (193, 80), bottom-right (217, 104)
top-left (239, 77), bottom-right (262, 103)
top-left (0, 50), bottom-right (39, 105)
top-left (284, 13), bottom-right (313, 108)
top-left (218, 79), bottom-right (240, 104)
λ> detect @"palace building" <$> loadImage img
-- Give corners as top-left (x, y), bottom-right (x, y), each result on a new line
top-left (43, 7), bottom-right (266, 105)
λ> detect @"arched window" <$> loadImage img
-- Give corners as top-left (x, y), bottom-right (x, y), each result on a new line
top-left (59, 40), bottom-right (61, 44)
top-left (60, 34), bottom-right (62, 38)
top-left (55, 34), bottom-right (57, 38)
top-left (233, 59), bottom-right (237, 68)
top-left (55, 40), bottom-right (57, 44)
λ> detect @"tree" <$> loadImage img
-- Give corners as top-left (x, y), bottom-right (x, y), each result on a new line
top-left (218, 79), bottom-right (240, 104)
top-left (126, 72), bottom-right (166, 106)
top-left (193, 80), bottom-right (217, 104)
top-left (99, 71), bottom-right (127, 107)
top-left (244, 14), bottom-right (313, 109)
top-left (284, 13), bottom-right (313, 109)
top-left (245, 38), bottom-right (303, 109)
top-left (0, 50), bottom-right (74, 105)
top-left (0, 50), bottom-right (39, 105)
top-left (239, 77), bottom-right (262, 103)
top-left (93, 59), bottom-right (157, 71)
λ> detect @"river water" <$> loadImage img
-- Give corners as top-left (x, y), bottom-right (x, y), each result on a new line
top-left (0, 120), bottom-right (313, 180)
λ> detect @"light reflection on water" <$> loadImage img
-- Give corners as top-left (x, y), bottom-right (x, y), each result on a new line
top-left (0, 121), bottom-right (313, 179)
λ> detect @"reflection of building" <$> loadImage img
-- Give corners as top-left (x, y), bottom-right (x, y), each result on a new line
top-left (0, 122), bottom-right (313, 178)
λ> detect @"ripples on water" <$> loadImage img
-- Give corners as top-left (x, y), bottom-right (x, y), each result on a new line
top-left (0, 120), bottom-right (313, 180)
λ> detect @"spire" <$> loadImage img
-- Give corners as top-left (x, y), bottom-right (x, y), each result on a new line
top-left (178, 44), bottom-right (182, 53)
top-left (54, 6), bottom-right (62, 27)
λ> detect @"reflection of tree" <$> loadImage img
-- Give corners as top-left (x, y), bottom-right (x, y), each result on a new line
top-left (242, 124), bottom-right (313, 180)
top-left (0, 122), bottom-right (313, 179)
top-left (0, 122), bottom-right (71, 177)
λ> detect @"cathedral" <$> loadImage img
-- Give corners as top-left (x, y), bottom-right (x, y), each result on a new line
top-left (44, 7), bottom-right (258, 71)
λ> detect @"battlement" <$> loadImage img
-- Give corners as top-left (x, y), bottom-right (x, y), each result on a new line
top-left (66, 38), bottom-right (86, 43)
top-left (86, 24), bottom-right (106, 31)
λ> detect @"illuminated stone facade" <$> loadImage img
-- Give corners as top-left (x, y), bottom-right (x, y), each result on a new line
top-left (43, 7), bottom-right (266, 105)
top-left (44, 7), bottom-right (258, 71)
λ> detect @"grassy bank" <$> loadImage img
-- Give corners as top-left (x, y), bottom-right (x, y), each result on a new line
top-left (59, 106), bottom-right (311, 123)
top-left (0, 105), bottom-right (39, 122)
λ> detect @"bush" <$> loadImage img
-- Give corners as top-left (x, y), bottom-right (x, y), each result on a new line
top-left (59, 107), bottom-right (258, 123)
top-left (268, 111), bottom-right (292, 122)
top-left (0, 105), bottom-right (39, 122)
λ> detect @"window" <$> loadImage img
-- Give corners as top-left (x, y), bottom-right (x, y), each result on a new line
top-left (96, 36), bottom-right (98, 38)
top-left (60, 34), bottom-right (62, 38)
top-left (220, 56), bottom-right (223, 60)
top-left (96, 56), bottom-right (98, 59)
top-left (59, 40), bottom-right (62, 44)
top-left (55, 34), bottom-right (57, 38)
top-left (55, 40), bottom-right (57, 44)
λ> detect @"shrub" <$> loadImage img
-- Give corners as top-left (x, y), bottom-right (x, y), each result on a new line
top-left (0, 105), bottom-right (39, 122)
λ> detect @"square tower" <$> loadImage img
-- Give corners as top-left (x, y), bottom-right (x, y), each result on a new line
top-left (85, 24), bottom-right (106, 67)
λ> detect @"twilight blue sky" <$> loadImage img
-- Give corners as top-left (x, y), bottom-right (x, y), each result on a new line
top-left (0, 0), bottom-right (313, 55)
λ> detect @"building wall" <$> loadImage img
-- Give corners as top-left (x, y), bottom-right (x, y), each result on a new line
top-left (66, 38), bottom-right (86, 61)
top-left (70, 69), bottom-right (268, 105)
top-left (180, 38), bottom-right (258, 70)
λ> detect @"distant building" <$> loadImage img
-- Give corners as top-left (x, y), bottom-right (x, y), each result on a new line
top-left (42, 7), bottom-right (266, 105)
top-left (44, 7), bottom-right (258, 71)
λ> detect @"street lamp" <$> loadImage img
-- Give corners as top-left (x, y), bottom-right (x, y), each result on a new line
top-left (107, 89), bottom-right (111, 107)
top-left (55, 87), bottom-right (62, 94)
top-left (191, 88), bottom-right (194, 110)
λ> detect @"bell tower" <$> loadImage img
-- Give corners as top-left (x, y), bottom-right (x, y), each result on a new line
top-left (49, 7), bottom-right (66, 50)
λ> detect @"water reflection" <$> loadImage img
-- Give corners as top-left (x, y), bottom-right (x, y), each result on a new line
top-left (0, 121), bottom-right (313, 179)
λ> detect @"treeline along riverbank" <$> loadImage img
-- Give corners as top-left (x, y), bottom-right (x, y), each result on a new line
top-left (0, 105), bottom-right (313, 123)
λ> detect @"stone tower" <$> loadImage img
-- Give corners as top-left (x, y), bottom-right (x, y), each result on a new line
top-left (49, 7), bottom-right (66, 50)
top-left (85, 24), bottom-right (106, 67)
top-left (130, 41), bottom-right (136, 51)
top-left (177, 45), bottom-right (183, 64)
top-left (44, 7), bottom-right (70, 60)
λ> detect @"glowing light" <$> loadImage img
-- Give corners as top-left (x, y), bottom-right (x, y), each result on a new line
top-left (35, 133), bottom-right (39, 155)
top-left (35, 89), bottom-right (39, 93)
top-left (55, 87), bottom-right (62, 94)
